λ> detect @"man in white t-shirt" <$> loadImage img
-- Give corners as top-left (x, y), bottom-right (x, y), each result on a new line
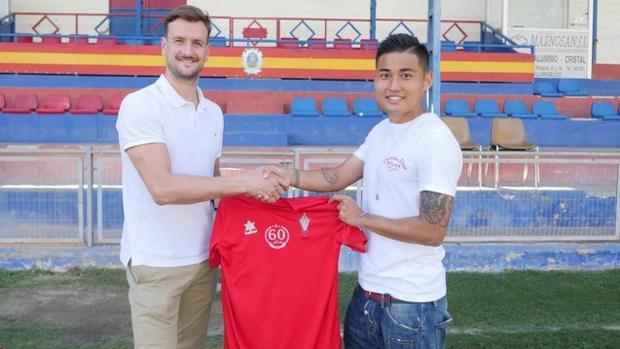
top-left (116, 5), bottom-right (288, 349)
top-left (266, 33), bottom-right (462, 349)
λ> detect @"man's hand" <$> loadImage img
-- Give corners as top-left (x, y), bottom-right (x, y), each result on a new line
top-left (330, 194), bottom-right (365, 228)
top-left (245, 166), bottom-right (289, 203)
top-left (263, 165), bottom-right (295, 187)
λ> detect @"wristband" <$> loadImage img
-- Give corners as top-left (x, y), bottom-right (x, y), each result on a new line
top-left (357, 212), bottom-right (367, 230)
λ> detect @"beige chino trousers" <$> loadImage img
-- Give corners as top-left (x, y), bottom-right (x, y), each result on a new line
top-left (126, 260), bottom-right (218, 349)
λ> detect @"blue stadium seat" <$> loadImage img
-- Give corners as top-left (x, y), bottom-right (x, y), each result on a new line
top-left (444, 99), bottom-right (477, 117)
top-left (441, 40), bottom-right (456, 52)
top-left (504, 100), bottom-right (537, 119)
top-left (533, 81), bottom-right (563, 97)
top-left (532, 101), bottom-right (567, 120)
top-left (352, 98), bottom-right (383, 117)
top-left (557, 79), bottom-right (587, 96)
top-left (462, 40), bottom-right (481, 52)
top-left (209, 36), bottom-right (228, 47)
top-left (291, 97), bottom-right (320, 117)
top-left (591, 102), bottom-right (620, 120)
top-left (322, 97), bottom-right (350, 117)
top-left (474, 99), bottom-right (507, 118)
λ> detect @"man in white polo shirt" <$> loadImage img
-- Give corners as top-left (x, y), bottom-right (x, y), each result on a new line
top-left (266, 33), bottom-right (462, 349)
top-left (116, 5), bottom-right (288, 349)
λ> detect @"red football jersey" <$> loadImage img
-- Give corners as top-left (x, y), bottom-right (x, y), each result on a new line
top-left (209, 195), bottom-right (367, 349)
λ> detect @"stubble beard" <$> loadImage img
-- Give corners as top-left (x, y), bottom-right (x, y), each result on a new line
top-left (167, 58), bottom-right (202, 81)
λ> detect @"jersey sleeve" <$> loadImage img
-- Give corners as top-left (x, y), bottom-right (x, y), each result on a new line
top-left (338, 223), bottom-right (367, 253)
top-left (116, 92), bottom-right (166, 151)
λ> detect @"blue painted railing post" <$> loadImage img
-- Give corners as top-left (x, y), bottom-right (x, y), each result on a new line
top-left (135, 0), bottom-right (143, 37)
top-left (370, 0), bottom-right (376, 40)
top-left (427, 0), bottom-right (441, 114)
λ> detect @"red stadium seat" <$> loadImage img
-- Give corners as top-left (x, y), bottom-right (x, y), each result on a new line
top-left (68, 35), bottom-right (90, 45)
top-left (14, 35), bottom-right (33, 43)
top-left (96, 36), bottom-right (117, 45)
top-left (70, 95), bottom-right (104, 114)
top-left (334, 38), bottom-right (352, 50)
top-left (279, 37), bottom-right (299, 49)
top-left (41, 35), bottom-right (62, 44)
top-left (308, 38), bottom-right (327, 49)
top-left (3, 93), bottom-right (38, 114)
top-left (360, 38), bottom-right (378, 50)
top-left (102, 94), bottom-right (125, 115)
top-left (37, 95), bottom-right (71, 114)
top-left (0, 93), bottom-right (5, 110)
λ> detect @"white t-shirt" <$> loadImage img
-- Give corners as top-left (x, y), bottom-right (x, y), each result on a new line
top-left (354, 112), bottom-right (462, 302)
top-left (116, 75), bottom-right (224, 267)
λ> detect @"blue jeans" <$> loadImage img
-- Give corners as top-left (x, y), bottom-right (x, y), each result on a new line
top-left (343, 285), bottom-right (452, 349)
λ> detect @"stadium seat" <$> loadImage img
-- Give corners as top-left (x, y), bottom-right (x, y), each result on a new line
top-left (36, 95), bottom-right (71, 114)
top-left (15, 35), bottom-right (33, 43)
top-left (441, 116), bottom-right (481, 150)
top-left (102, 94), bottom-right (125, 115)
top-left (441, 40), bottom-right (456, 52)
top-left (490, 118), bottom-right (537, 151)
top-left (322, 97), bottom-right (350, 117)
top-left (68, 35), bottom-right (90, 45)
top-left (209, 36), bottom-right (228, 47)
top-left (291, 97), bottom-right (319, 117)
top-left (333, 38), bottom-right (352, 50)
top-left (308, 38), bottom-right (327, 49)
top-left (532, 101), bottom-right (568, 120)
top-left (0, 93), bottom-right (5, 110)
top-left (503, 100), bottom-right (538, 119)
top-left (40, 35), bottom-right (62, 44)
top-left (2, 93), bottom-right (38, 114)
top-left (279, 37), bottom-right (299, 49)
top-left (360, 38), bottom-right (378, 50)
top-left (591, 102), bottom-right (620, 121)
top-left (533, 81), bottom-right (563, 97)
top-left (95, 36), bottom-right (117, 45)
top-left (462, 41), bottom-right (481, 52)
top-left (70, 95), bottom-right (104, 114)
top-left (352, 97), bottom-right (383, 117)
top-left (474, 99), bottom-right (507, 118)
top-left (557, 79), bottom-right (587, 96)
top-left (444, 99), bottom-right (477, 118)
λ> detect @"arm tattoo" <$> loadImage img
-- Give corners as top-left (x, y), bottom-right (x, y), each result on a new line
top-left (293, 169), bottom-right (300, 187)
top-left (320, 167), bottom-right (339, 186)
top-left (419, 191), bottom-right (453, 227)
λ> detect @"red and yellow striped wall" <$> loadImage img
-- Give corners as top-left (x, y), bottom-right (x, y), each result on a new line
top-left (0, 43), bottom-right (534, 82)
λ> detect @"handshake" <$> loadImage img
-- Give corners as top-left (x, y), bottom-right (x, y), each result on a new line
top-left (244, 165), bottom-right (295, 203)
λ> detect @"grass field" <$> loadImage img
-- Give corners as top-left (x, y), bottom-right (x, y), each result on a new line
top-left (1, 268), bottom-right (619, 348)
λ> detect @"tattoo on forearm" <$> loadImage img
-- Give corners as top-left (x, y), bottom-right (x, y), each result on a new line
top-left (420, 191), bottom-right (453, 227)
top-left (320, 167), bottom-right (339, 186)
top-left (293, 169), bottom-right (300, 187)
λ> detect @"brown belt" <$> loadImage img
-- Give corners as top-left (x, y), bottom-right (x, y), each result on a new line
top-left (362, 289), bottom-right (408, 305)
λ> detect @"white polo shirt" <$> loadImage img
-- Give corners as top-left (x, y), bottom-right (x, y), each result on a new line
top-left (116, 75), bottom-right (223, 267)
top-left (354, 113), bottom-right (462, 302)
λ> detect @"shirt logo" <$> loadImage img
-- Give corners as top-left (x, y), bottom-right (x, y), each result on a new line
top-left (265, 224), bottom-right (290, 249)
top-left (383, 156), bottom-right (408, 172)
top-left (299, 213), bottom-right (310, 236)
top-left (244, 220), bottom-right (258, 235)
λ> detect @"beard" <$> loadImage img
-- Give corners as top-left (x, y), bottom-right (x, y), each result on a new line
top-left (166, 56), bottom-right (203, 81)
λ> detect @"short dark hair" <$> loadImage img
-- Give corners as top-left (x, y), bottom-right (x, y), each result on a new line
top-left (163, 5), bottom-right (212, 39)
top-left (375, 33), bottom-right (429, 72)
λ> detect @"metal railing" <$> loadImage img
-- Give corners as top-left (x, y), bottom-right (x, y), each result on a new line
top-left (1, 145), bottom-right (618, 245)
